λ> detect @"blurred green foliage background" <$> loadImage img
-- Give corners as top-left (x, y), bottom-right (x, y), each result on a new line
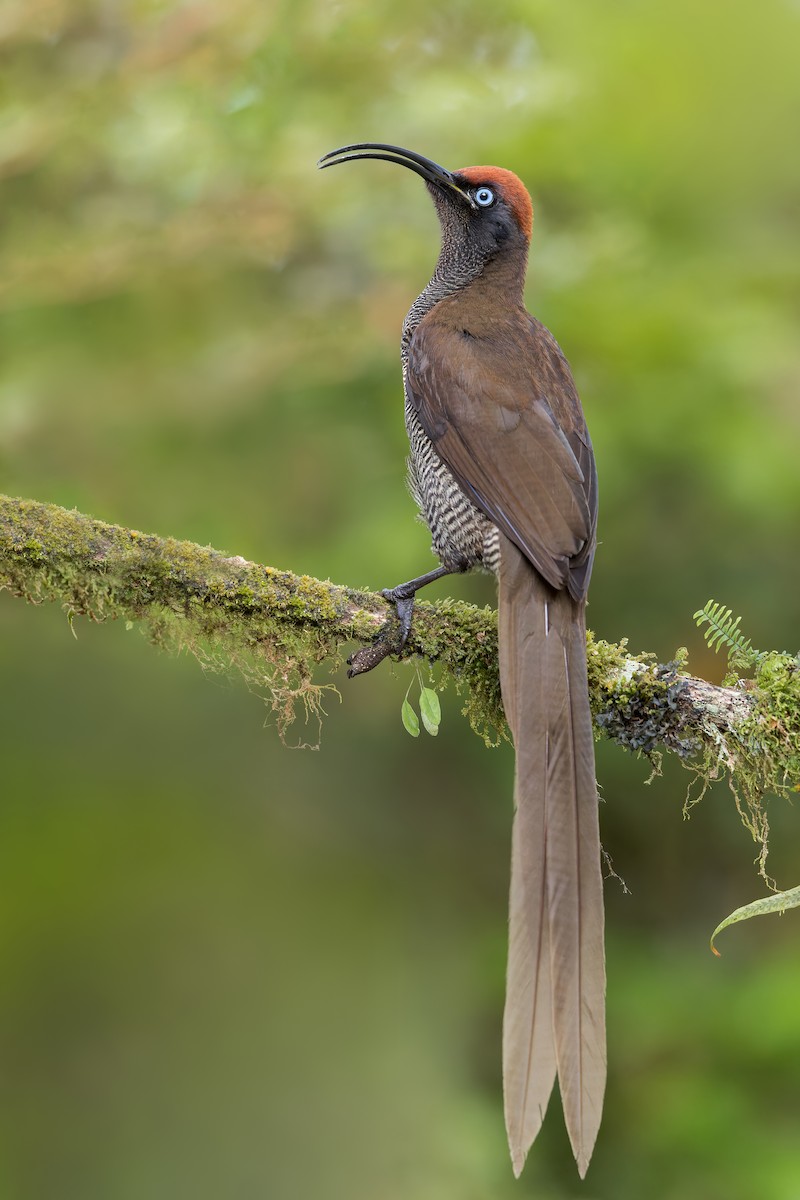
top-left (1, 1), bottom-right (799, 1196)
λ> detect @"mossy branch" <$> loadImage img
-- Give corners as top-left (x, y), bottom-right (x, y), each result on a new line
top-left (1, 494), bottom-right (797, 855)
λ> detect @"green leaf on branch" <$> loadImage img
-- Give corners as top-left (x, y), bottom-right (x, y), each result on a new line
top-left (710, 885), bottom-right (800, 956)
top-left (694, 599), bottom-right (761, 667)
top-left (401, 696), bottom-right (420, 738)
top-left (419, 686), bottom-right (441, 736)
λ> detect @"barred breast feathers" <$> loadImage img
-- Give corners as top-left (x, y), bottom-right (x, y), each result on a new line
top-left (402, 262), bottom-right (496, 574)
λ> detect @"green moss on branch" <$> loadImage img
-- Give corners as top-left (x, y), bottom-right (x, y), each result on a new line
top-left (0, 494), bottom-right (502, 740)
top-left (1, 494), bottom-right (797, 834)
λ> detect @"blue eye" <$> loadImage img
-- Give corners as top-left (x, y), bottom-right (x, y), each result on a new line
top-left (474, 186), bottom-right (495, 207)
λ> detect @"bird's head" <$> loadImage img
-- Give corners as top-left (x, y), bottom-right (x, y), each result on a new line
top-left (319, 143), bottom-right (533, 269)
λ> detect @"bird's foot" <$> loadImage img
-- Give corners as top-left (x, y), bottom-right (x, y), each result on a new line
top-left (380, 586), bottom-right (416, 643)
top-left (346, 588), bottom-right (417, 679)
top-left (346, 565), bottom-right (454, 679)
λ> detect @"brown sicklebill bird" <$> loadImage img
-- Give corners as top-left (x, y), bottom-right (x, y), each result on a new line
top-left (319, 143), bottom-right (606, 1177)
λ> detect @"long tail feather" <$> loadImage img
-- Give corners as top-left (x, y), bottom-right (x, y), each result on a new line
top-left (498, 537), bottom-right (606, 1177)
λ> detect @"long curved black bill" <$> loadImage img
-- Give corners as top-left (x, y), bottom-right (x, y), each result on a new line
top-left (318, 142), bottom-right (475, 207)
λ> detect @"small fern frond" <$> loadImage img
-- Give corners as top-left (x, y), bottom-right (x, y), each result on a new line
top-left (693, 600), bottom-right (761, 666)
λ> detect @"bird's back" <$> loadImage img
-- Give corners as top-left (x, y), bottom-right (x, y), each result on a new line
top-left (403, 292), bottom-right (597, 599)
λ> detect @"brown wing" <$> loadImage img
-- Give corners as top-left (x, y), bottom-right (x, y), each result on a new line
top-left (406, 314), bottom-right (598, 601)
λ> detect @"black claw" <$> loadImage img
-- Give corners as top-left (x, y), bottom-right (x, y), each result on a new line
top-left (380, 580), bottom-right (419, 603)
top-left (380, 586), bottom-right (417, 647)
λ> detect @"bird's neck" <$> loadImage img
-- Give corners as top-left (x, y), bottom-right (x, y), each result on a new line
top-left (403, 246), bottom-right (528, 353)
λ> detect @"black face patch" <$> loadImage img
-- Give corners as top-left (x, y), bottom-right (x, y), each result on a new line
top-left (484, 205), bottom-right (514, 244)
top-left (466, 199), bottom-right (521, 258)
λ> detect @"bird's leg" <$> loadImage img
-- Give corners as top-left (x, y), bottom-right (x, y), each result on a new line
top-left (381, 564), bottom-right (455, 642)
top-left (347, 564), bottom-right (456, 678)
